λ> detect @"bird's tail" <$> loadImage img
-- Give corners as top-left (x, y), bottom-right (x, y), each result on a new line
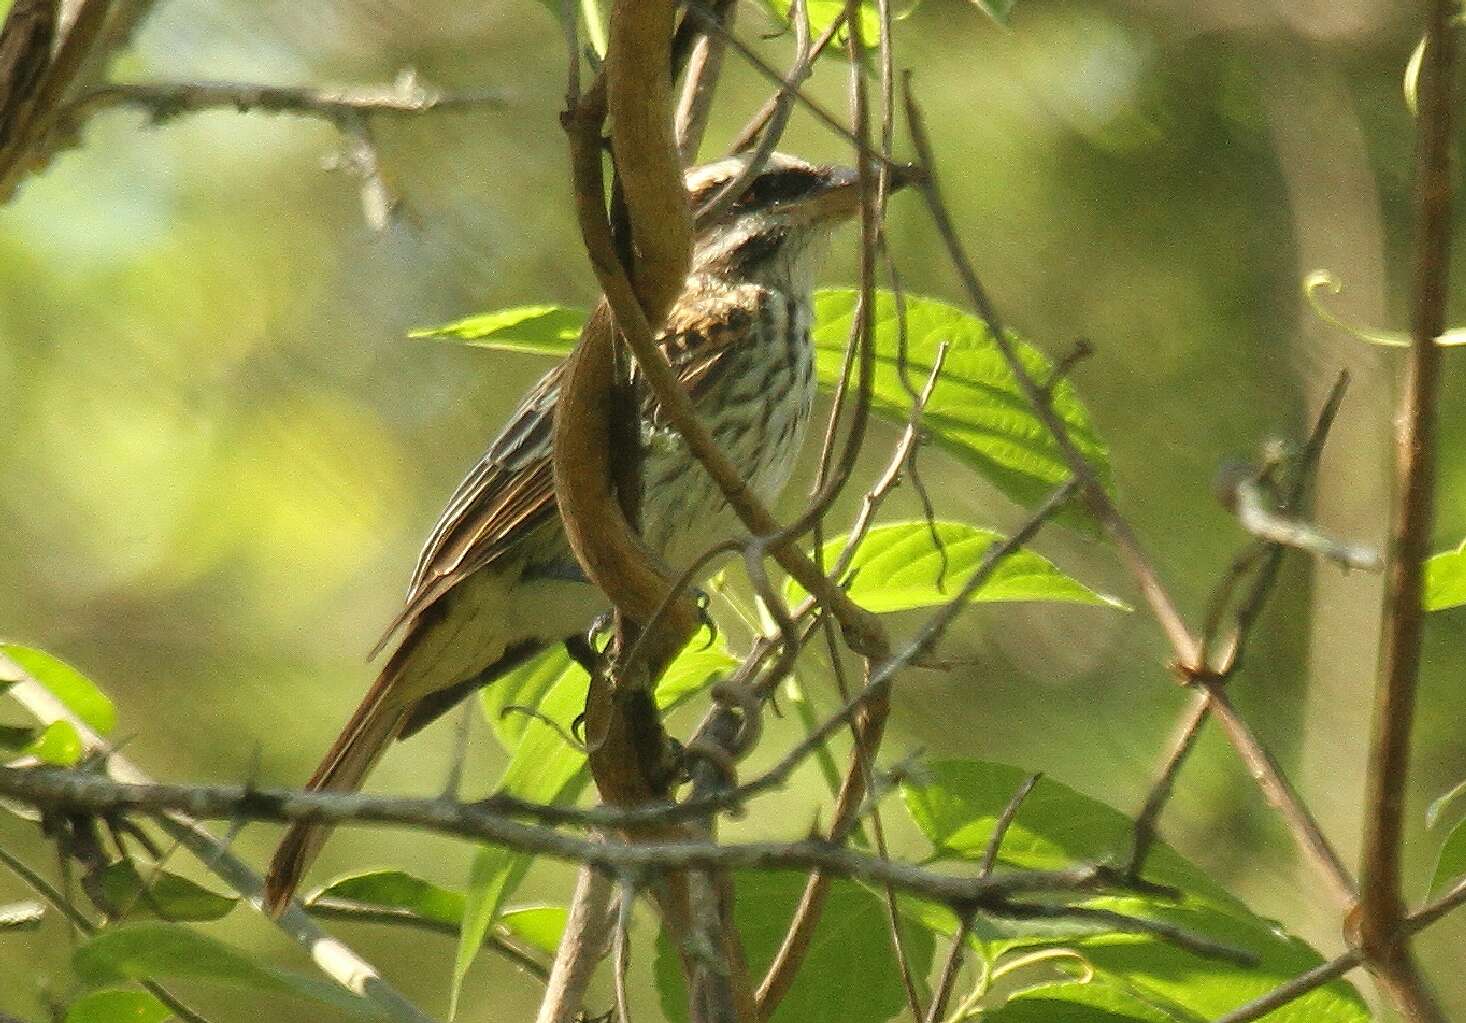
top-left (263, 677), bottom-right (407, 915)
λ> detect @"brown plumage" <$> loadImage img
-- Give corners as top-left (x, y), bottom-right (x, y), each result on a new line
top-left (263, 153), bottom-right (886, 913)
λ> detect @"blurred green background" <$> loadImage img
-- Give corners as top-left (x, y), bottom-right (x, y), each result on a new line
top-left (3, 0), bottom-right (1466, 1019)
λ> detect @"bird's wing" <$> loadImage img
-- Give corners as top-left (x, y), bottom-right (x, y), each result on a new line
top-left (373, 281), bottom-right (772, 657)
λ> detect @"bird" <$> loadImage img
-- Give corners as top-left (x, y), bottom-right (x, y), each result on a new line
top-left (264, 151), bottom-right (894, 913)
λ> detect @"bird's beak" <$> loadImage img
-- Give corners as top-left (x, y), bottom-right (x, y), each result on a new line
top-left (794, 162), bottom-right (918, 225)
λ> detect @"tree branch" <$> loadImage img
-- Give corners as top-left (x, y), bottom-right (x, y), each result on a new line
top-left (1356, 6), bottom-right (1456, 1020)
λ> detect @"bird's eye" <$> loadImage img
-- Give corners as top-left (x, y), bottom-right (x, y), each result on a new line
top-left (745, 168), bottom-right (820, 206)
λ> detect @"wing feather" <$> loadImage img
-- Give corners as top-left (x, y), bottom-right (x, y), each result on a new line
top-left (373, 281), bottom-right (772, 657)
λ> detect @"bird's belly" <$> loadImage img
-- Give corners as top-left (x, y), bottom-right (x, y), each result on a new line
top-left (641, 334), bottom-right (816, 571)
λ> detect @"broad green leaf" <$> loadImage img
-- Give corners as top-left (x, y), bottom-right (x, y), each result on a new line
top-left (1430, 817), bottom-right (1466, 899)
top-left (456, 638), bottom-right (736, 1011)
top-left (305, 869), bottom-right (563, 957)
top-left (787, 520), bottom-right (1125, 612)
top-left (1427, 777), bottom-right (1466, 829)
top-left (983, 978), bottom-right (1185, 1023)
top-left (309, 868), bottom-right (463, 929)
top-left (1424, 540), bottom-right (1466, 610)
top-left (500, 905), bottom-right (567, 955)
top-left (902, 761), bottom-right (1232, 904)
top-left (2, 644), bottom-right (116, 735)
top-left (763, 0), bottom-right (880, 42)
top-left (1070, 897), bottom-right (1367, 1022)
top-left (0, 900), bottom-right (44, 931)
top-left (73, 923), bottom-right (384, 1019)
top-left (813, 290), bottom-right (1112, 518)
top-left (28, 720), bottom-right (84, 765)
top-left (65, 990), bottom-right (172, 1023)
top-left (654, 870), bottom-right (934, 1023)
top-left (409, 305), bottom-right (586, 356)
top-left (89, 862), bottom-right (236, 922)
top-left (901, 760), bottom-right (1368, 1022)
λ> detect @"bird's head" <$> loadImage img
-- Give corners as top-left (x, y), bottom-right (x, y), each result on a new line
top-left (684, 152), bottom-right (909, 288)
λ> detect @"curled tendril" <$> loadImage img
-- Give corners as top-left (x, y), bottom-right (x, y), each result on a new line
top-left (989, 946), bottom-right (1095, 987)
top-left (1303, 270), bottom-right (1466, 348)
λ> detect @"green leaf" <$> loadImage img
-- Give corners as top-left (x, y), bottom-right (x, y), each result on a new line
top-left (499, 905), bottom-right (567, 956)
top-left (1, 644), bottom-right (117, 735)
top-left (902, 761), bottom-right (1228, 903)
top-left (305, 868), bottom-right (563, 959)
top-left (812, 290), bottom-right (1111, 519)
top-left (983, 977), bottom-right (1185, 1023)
top-left (654, 870), bottom-right (934, 1023)
top-left (409, 305), bottom-right (586, 356)
top-left (309, 868), bottom-right (464, 929)
top-left (0, 900), bottom-right (44, 931)
top-left (1424, 540), bottom-right (1466, 610)
top-left (456, 639), bottom-right (735, 1011)
top-left (88, 861), bottom-right (237, 922)
top-left (65, 990), bottom-right (173, 1023)
top-left (786, 520), bottom-right (1126, 612)
top-left (452, 843), bottom-right (533, 1016)
top-left (900, 760), bottom-right (1369, 1021)
top-left (73, 922), bottom-right (385, 1018)
top-left (27, 720), bottom-right (84, 765)
top-left (754, 1), bottom-right (873, 45)
top-left (1430, 817), bottom-right (1466, 899)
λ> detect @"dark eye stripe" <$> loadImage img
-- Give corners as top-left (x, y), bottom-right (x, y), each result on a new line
top-left (746, 168), bottom-right (820, 205)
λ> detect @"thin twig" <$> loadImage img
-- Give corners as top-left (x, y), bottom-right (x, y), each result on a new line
top-left (926, 774), bottom-right (1041, 1023)
top-left (3, 657), bottom-right (436, 1023)
top-left (1204, 687), bottom-right (1358, 908)
top-left (685, 1), bottom-right (906, 175)
top-left (63, 73), bottom-right (507, 125)
top-left (726, 8), bottom-right (846, 153)
top-left (0, 842), bottom-right (214, 1023)
top-left (1132, 372), bottom-right (1352, 879)
top-left (1209, 951), bottom-right (1362, 1023)
top-left (979, 773), bottom-right (1042, 879)
top-left (922, 911), bottom-right (973, 1023)
top-left (694, 0), bottom-right (810, 227)
top-left (674, 0), bottom-right (734, 162)
top-left (901, 74), bottom-right (1200, 670)
top-left (1212, 876), bottom-right (1466, 1023)
top-left (1127, 694), bottom-right (1209, 878)
top-left (903, 69), bottom-right (1366, 927)
top-left (0, 767), bottom-right (1149, 910)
